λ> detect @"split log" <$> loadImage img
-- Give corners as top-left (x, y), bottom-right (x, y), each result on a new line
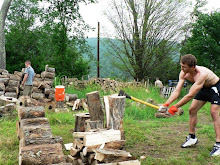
top-left (45, 88), bottom-right (54, 96)
top-left (83, 130), bottom-right (121, 147)
top-left (48, 93), bottom-right (55, 100)
top-left (14, 71), bottom-right (23, 77)
top-left (0, 69), bottom-right (8, 74)
top-left (67, 94), bottom-right (78, 101)
top-left (0, 82), bottom-right (5, 91)
top-left (45, 65), bottom-right (56, 73)
top-left (38, 81), bottom-right (53, 89)
top-left (5, 92), bottom-right (17, 98)
top-left (109, 95), bottom-right (126, 130)
top-left (0, 78), bottom-right (9, 85)
top-left (33, 81), bottom-right (41, 87)
top-left (81, 98), bottom-right (88, 111)
top-left (73, 138), bottom-right (84, 151)
top-left (0, 91), bottom-right (4, 96)
top-left (0, 95), bottom-right (17, 106)
top-left (73, 132), bottom-right (98, 139)
top-left (0, 103), bottom-right (15, 115)
top-left (88, 154), bottom-right (95, 164)
top-left (66, 155), bottom-right (78, 164)
top-left (70, 147), bottom-right (80, 157)
top-left (118, 160), bottom-right (141, 165)
top-left (9, 74), bottom-right (21, 81)
top-left (0, 75), bottom-right (8, 78)
top-left (31, 93), bottom-right (44, 100)
top-left (16, 121), bottom-right (21, 139)
top-left (19, 143), bottom-right (64, 165)
top-left (74, 113), bottom-right (90, 132)
top-left (32, 87), bottom-right (43, 93)
top-left (104, 95), bottom-right (110, 128)
top-left (86, 91), bottom-right (104, 124)
top-left (8, 79), bottom-right (20, 86)
top-left (83, 140), bottom-right (126, 156)
top-left (85, 119), bottom-right (103, 132)
top-left (41, 71), bottom-right (55, 79)
top-left (35, 74), bottom-right (41, 78)
top-left (17, 106), bottom-right (45, 121)
top-left (80, 152), bottom-right (88, 163)
top-left (77, 159), bottom-right (85, 165)
top-left (94, 149), bottom-right (132, 163)
top-left (5, 86), bottom-right (19, 94)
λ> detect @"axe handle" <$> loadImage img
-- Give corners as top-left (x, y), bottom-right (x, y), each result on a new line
top-left (131, 96), bottom-right (159, 110)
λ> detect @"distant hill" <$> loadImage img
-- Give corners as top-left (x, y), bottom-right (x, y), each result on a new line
top-left (84, 38), bottom-right (131, 80)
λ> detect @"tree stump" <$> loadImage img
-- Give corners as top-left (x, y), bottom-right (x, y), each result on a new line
top-left (17, 106), bottom-right (45, 121)
top-left (86, 91), bottom-right (104, 125)
top-left (74, 113), bottom-right (90, 132)
top-left (19, 143), bottom-right (64, 165)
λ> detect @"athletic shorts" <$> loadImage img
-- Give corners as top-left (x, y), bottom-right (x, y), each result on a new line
top-left (194, 80), bottom-right (220, 105)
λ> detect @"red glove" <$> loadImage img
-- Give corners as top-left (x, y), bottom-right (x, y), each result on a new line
top-left (168, 105), bottom-right (178, 115)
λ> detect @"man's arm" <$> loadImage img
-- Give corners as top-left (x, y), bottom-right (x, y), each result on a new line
top-left (165, 71), bottom-right (185, 105)
top-left (22, 73), bottom-right (28, 85)
top-left (174, 75), bottom-right (205, 108)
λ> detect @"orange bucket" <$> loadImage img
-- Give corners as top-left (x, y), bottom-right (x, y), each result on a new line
top-left (55, 85), bottom-right (65, 101)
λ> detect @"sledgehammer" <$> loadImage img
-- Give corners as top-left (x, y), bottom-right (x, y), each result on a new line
top-left (118, 90), bottom-right (159, 110)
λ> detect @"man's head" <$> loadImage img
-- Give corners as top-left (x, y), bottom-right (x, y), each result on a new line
top-left (180, 54), bottom-right (197, 73)
top-left (25, 60), bottom-right (31, 68)
top-left (156, 77), bottom-right (159, 80)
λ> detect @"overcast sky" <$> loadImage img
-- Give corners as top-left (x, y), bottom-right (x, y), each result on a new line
top-left (1, 0), bottom-right (220, 38)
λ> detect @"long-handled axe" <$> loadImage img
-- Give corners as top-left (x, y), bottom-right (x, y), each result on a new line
top-left (118, 90), bottom-right (159, 110)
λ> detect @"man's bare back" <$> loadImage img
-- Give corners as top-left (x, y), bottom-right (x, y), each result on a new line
top-left (181, 66), bottom-right (219, 88)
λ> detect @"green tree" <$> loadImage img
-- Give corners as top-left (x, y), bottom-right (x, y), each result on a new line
top-left (181, 12), bottom-right (220, 75)
top-left (103, 0), bottom-right (190, 81)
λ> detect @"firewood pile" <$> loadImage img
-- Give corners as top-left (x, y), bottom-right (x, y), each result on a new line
top-left (66, 77), bottom-right (146, 92)
top-left (66, 91), bottom-right (141, 165)
top-left (0, 65), bottom-right (55, 100)
top-left (16, 96), bottom-right (72, 165)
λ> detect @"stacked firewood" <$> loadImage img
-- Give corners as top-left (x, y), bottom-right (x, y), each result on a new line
top-left (0, 65), bottom-right (55, 99)
top-left (66, 91), bottom-right (141, 165)
top-left (16, 96), bottom-right (71, 165)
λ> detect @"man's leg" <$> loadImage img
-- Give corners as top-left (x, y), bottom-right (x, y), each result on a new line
top-left (209, 104), bottom-right (220, 156)
top-left (181, 99), bottom-right (206, 148)
top-left (189, 99), bottom-right (206, 134)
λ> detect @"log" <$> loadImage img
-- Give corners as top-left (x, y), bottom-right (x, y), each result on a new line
top-left (0, 95), bottom-right (17, 106)
top-left (20, 117), bottom-right (50, 127)
top-left (17, 106), bottom-right (45, 121)
top-left (70, 147), bottom-right (80, 157)
top-left (45, 101), bottom-right (56, 112)
top-left (74, 113), bottom-right (90, 132)
top-left (45, 88), bottom-right (54, 96)
top-left (5, 86), bottom-right (19, 94)
top-left (73, 132), bottom-right (98, 138)
top-left (83, 130), bottom-right (121, 147)
top-left (38, 81), bottom-right (52, 89)
top-left (14, 71), bottom-right (23, 77)
top-left (86, 91), bottom-right (104, 124)
top-left (0, 75), bottom-right (8, 78)
top-left (8, 79), bottom-right (20, 86)
top-left (0, 103), bottom-right (15, 115)
top-left (82, 140), bottom-right (126, 156)
top-left (16, 121), bottom-right (21, 139)
top-left (118, 160), bottom-right (141, 165)
top-left (81, 98), bottom-right (88, 111)
top-left (19, 143), bottom-right (64, 165)
top-left (104, 95), bottom-right (110, 128)
top-left (0, 78), bottom-right (9, 85)
top-left (9, 74), bottom-right (21, 81)
top-left (77, 159), bottom-right (85, 165)
top-left (48, 93), bottom-right (55, 100)
top-left (88, 154), bottom-right (95, 164)
top-left (0, 69), bottom-right (8, 74)
top-left (41, 71), bottom-right (55, 79)
top-left (5, 92), bottom-right (17, 98)
top-left (0, 82), bottom-right (5, 91)
top-left (31, 93), bottom-right (44, 100)
top-left (94, 149), bottom-right (132, 163)
top-left (67, 94), bottom-right (78, 101)
top-left (16, 96), bottom-right (45, 108)
top-left (32, 87), bottom-right (43, 93)
top-left (109, 96), bottom-right (126, 130)
top-left (45, 65), bottom-right (56, 73)
top-left (73, 138), bottom-right (84, 151)
top-left (80, 152), bottom-right (88, 163)
top-left (85, 119), bottom-right (103, 132)
top-left (0, 91), bottom-right (4, 96)
top-left (66, 155), bottom-right (78, 164)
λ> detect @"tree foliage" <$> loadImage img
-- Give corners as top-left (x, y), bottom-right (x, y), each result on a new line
top-left (103, 0), bottom-right (190, 81)
top-left (5, 0), bottom-right (95, 78)
top-left (181, 11), bottom-right (220, 75)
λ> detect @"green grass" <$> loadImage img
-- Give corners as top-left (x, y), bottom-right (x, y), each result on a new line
top-left (0, 84), bottom-right (219, 164)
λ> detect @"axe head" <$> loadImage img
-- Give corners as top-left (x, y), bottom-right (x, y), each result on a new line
top-left (118, 90), bottom-right (131, 99)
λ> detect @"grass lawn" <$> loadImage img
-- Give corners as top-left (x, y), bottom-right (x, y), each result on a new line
top-left (0, 85), bottom-right (219, 165)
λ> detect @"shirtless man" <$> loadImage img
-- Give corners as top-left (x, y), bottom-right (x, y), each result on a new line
top-left (159, 54), bottom-right (220, 156)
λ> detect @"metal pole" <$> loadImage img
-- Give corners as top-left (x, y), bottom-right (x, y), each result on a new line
top-left (97, 22), bottom-right (100, 78)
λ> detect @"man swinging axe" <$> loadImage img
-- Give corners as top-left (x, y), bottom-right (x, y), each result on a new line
top-left (159, 54), bottom-right (220, 156)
